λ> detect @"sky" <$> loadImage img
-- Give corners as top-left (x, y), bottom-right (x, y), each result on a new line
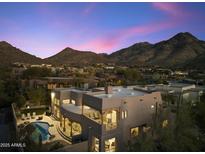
top-left (0, 2), bottom-right (205, 58)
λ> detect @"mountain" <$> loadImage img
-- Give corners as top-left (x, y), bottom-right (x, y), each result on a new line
top-left (0, 41), bottom-right (43, 66)
top-left (44, 47), bottom-right (112, 66)
top-left (110, 32), bottom-right (205, 68)
top-left (1, 32), bottom-right (205, 69)
top-left (109, 42), bottom-right (153, 65)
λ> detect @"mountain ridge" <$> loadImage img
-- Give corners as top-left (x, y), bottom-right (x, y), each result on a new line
top-left (1, 32), bottom-right (205, 68)
top-left (0, 41), bottom-right (43, 66)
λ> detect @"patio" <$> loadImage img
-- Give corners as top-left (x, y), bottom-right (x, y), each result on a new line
top-left (17, 114), bottom-right (71, 145)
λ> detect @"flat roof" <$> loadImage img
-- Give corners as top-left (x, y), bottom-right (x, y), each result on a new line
top-left (61, 104), bottom-right (82, 114)
top-left (169, 83), bottom-right (195, 88)
top-left (53, 87), bottom-right (89, 93)
top-left (93, 87), bottom-right (147, 98)
top-left (44, 77), bottom-right (72, 80)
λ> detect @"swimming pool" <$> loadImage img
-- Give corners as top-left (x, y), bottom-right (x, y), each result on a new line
top-left (31, 122), bottom-right (51, 142)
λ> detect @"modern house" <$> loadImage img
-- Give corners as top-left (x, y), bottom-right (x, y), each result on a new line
top-left (21, 77), bottom-right (98, 90)
top-left (51, 86), bottom-right (162, 152)
top-left (136, 82), bottom-right (203, 103)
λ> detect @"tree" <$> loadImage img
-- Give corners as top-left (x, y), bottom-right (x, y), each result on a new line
top-left (22, 67), bottom-right (52, 79)
top-left (128, 133), bottom-right (156, 152)
top-left (128, 96), bottom-right (204, 152)
top-left (116, 68), bottom-right (142, 85)
top-left (192, 93), bottom-right (205, 135)
top-left (27, 88), bottom-right (47, 106)
top-left (15, 93), bottom-right (26, 108)
top-left (0, 80), bottom-right (12, 107)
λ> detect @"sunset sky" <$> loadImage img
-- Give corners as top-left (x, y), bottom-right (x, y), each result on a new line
top-left (0, 2), bottom-right (205, 58)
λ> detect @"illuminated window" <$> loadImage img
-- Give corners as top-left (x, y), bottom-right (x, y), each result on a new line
top-left (103, 110), bottom-right (117, 130)
top-left (131, 127), bottom-right (139, 137)
top-left (72, 122), bottom-right (82, 136)
top-left (143, 126), bottom-right (151, 133)
top-left (62, 117), bottom-right (82, 137)
top-left (92, 137), bottom-right (99, 152)
top-left (162, 120), bottom-right (168, 128)
top-left (121, 110), bottom-right (128, 119)
top-left (71, 100), bottom-right (76, 105)
top-left (54, 106), bottom-right (60, 119)
top-left (54, 98), bottom-right (60, 106)
top-left (121, 111), bottom-right (124, 119)
top-left (124, 110), bottom-right (128, 118)
top-left (63, 99), bottom-right (70, 104)
top-left (83, 105), bottom-right (102, 124)
top-left (105, 137), bottom-right (116, 152)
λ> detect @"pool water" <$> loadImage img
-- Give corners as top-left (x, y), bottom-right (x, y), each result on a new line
top-left (31, 122), bottom-right (51, 142)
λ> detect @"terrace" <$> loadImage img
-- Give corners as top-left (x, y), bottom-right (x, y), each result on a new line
top-left (12, 103), bottom-right (70, 147)
top-left (92, 86), bottom-right (147, 99)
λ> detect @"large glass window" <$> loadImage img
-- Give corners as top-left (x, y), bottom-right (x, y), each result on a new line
top-left (71, 100), bottom-right (76, 105)
top-left (72, 122), bottom-right (82, 136)
top-left (105, 137), bottom-right (116, 152)
top-left (103, 110), bottom-right (117, 130)
top-left (131, 127), bottom-right (139, 137)
top-left (162, 120), bottom-right (168, 128)
top-left (64, 118), bottom-right (72, 137)
top-left (60, 117), bottom-right (82, 137)
top-left (121, 110), bottom-right (128, 119)
top-left (83, 105), bottom-right (102, 124)
top-left (92, 137), bottom-right (99, 152)
top-left (54, 105), bottom-right (60, 118)
top-left (143, 126), bottom-right (151, 133)
top-left (63, 99), bottom-right (70, 104)
top-left (54, 98), bottom-right (60, 106)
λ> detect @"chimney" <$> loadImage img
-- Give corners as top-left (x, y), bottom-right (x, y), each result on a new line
top-left (105, 85), bottom-right (112, 94)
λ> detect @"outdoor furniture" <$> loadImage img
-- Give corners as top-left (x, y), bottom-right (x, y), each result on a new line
top-left (49, 135), bottom-right (55, 140)
top-left (21, 114), bottom-right (25, 120)
top-left (26, 113), bottom-right (31, 119)
top-left (31, 112), bottom-right (36, 119)
top-left (24, 121), bottom-right (30, 125)
top-left (37, 116), bottom-right (43, 120)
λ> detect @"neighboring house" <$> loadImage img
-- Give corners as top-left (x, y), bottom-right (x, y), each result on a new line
top-left (136, 82), bottom-right (204, 104)
top-left (51, 86), bottom-right (162, 152)
top-left (21, 77), bottom-right (98, 90)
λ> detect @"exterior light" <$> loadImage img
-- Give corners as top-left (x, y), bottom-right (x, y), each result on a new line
top-left (51, 92), bottom-right (55, 99)
top-left (151, 105), bottom-right (155, 109)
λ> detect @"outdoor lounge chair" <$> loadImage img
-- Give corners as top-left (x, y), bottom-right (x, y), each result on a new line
top-left (26, 113), bottom-right (31, 119)
top-left (24, 121), bottom-right (30, 125)
top-left (21, 114), bottom-right (26, 120)
top-left (31, 112), bottom-right (36, 119)
top-left (37, 116), bottom-right (43, 120)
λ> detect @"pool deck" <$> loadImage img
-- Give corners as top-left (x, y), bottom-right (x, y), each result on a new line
top-left (17, 115), bottom-right (71, 145)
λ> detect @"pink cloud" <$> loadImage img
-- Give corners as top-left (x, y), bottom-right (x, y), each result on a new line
top-left (76, 3), bottom-right (192, 53)
top-left (152, 2), bottom-right (192, 20)
top-left (152, 2), bottom-right (180, 16)
top-left (77, 19), bottom-right (176, 53)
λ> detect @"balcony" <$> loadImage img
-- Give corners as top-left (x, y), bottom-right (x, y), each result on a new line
top-left (61, 104), bottom-right (82, 115)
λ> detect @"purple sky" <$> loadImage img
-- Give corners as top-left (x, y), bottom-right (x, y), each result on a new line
top-left (0, 2), bottom-right (205, 58)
